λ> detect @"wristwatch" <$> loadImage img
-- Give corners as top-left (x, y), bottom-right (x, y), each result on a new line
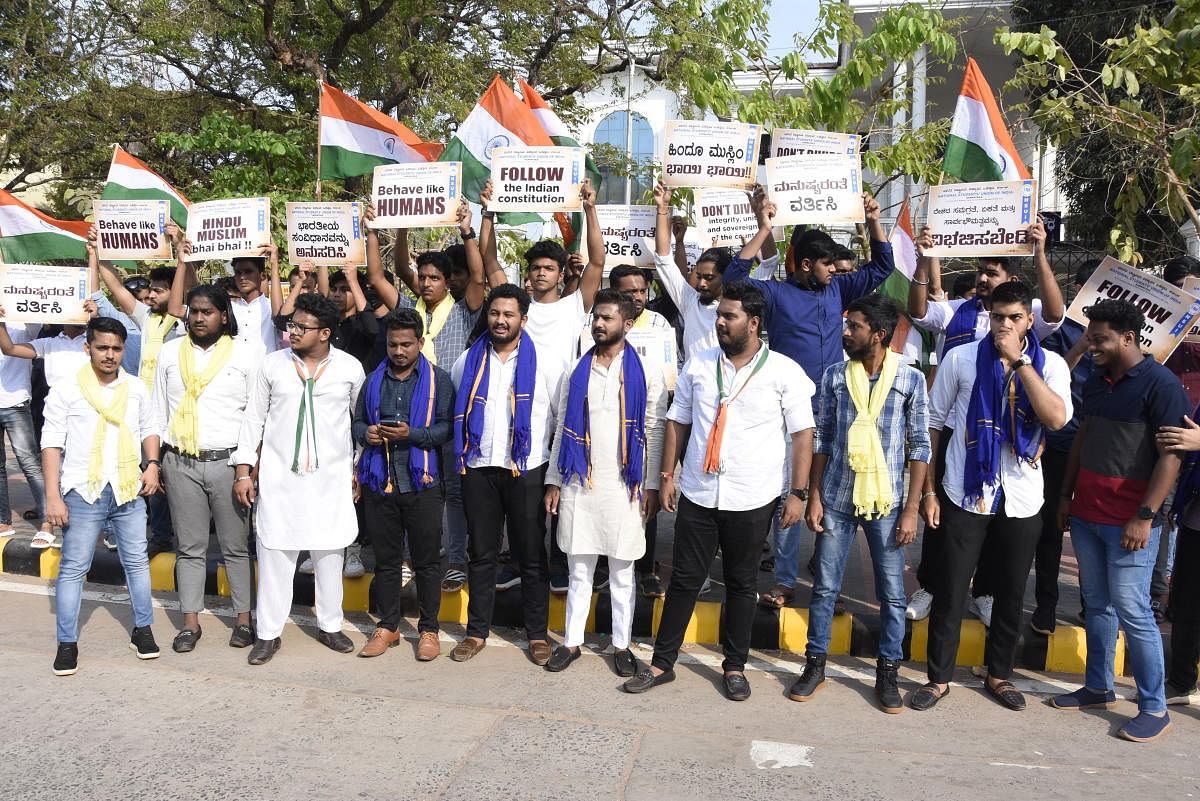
top-left (140, 458), bottom-right (160, 471)
top-left (1014, 354), bottom-right (1033, 370)
top-left (461, 229), bottom-right (477, 241)
top-left (790, 488), bottom-right (810, 502)
top-left (1137, 505), bottom-right (1156, 520)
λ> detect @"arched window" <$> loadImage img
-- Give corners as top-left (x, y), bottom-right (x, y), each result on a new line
top-left (592, 111), bottom-right (654, 205)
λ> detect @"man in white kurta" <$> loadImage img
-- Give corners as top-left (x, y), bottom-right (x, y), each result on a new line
top-left (234, 294), bottom-right (365, 665)
top-left (544, 290), bottom-right (667, 676)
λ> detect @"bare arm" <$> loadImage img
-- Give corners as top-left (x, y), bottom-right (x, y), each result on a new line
top-left (316, 263), bottom-right (330, 298)
top-left (576, 179), bottom-right (604, 311)
top-left (88, 225), bottom-right (141, 316)
top-left (342, 262), bottom-right (369, 312)
top-left (0, 315), bottom-right (36, 359)
top-left (478, 180), bottom-right (507, 288)
top-left (362, 204), bottom-right (400, 309)
top-left (908, 225), bottom-right (937, 321)
top-left (266, 243), bottom-right (284, 317)
top-left (654, 181), bottom-right (689, 281)
top-left (672, 216), bottom-right (689, 275)
top-left (393, 228), bottom-right (418, 296)
top-left (657, 419), bottom-right (690, 513)
top-left (165, 223), bottom-right (192, 319)
top-left (739, 184), bottom-right (776, 262)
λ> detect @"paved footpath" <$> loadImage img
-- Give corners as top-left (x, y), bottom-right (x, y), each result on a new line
top-left (0, 573), bottom-right (1196, 801)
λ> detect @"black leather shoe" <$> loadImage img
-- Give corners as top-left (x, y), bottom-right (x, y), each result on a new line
top-left (985, 679), bottom-right (1026, 711)
top-left (317, 630), bottom-right (354, 653)
top-left (247, 637), bottom-right (281, 665)
top-left (909, 682), bottom-right (949, 711)
top-left (875, 658), bottom-right (903, 714)
top-left (623, 667), bottom-right (675, 694)
top-left (172, 628), bottom-right (202, 653)
top-left (787, 653), bottom-right (826, 701)
top-left (545, 645), bottom-right (581, 672)
top-left (724, 671), bottom-right (751, 701)
top-left (613, 648), bottom-right (639, 677)
top-left (228, 623), bottom-right (255, 649)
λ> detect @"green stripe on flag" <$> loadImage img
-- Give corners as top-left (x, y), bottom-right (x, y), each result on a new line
top-left (0, 232), bottom-right (86, 263)
top-left (101, 185), bottom-right (188, 227)
top-left (942, 136), bottom-right (1004, 183)
top-left (319, 146), bottom-right (398, 182)
top-left (438, 139), bottom-right (490, 203)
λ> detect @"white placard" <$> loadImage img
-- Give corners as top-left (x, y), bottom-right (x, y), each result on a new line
top-left (0, 263), bottom-right (90, 324)
top-left (662, 120), bottom-right (762, 189)
top-left (766, 154), bottom-right (864, 226)
top-left (285, 202), bottom-right (365, 266)
top-left (694, 187), bottom-right (759, 247)
top-left (770, 129), bottom-right (859, 159)
top-left (93, 199), bottom-right (171, 261)
top-left (487, 147), bottom-right (584, 213)
top-left (371, 162), bottom-right (462, 228)
top-left (924, 180), bottom-right (1038, 258)
top-left (575, 323), bottom-right (680, 393)
top-left (184, 197), bottom-right (271, 262)
top-left (594, 205), bottom-right (656, 271)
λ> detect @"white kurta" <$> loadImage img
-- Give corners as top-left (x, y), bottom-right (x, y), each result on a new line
top-left (547, 351), bottom-right (667, 561)
top-left (234, 348), bottom-right (365, 550)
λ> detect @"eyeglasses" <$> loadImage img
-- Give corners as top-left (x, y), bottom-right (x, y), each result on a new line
top-left (285, 321), bottom-right (322, 333)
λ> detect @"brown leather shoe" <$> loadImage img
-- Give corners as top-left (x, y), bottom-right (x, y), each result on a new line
top-left (416, 631), bottom-right (441, 662)
top-left (529, 639), bottom-right (552, 666)
top-left (450, 636), bottom-right (486, 662)
top-left (358, 627), bottom-right (401, 658)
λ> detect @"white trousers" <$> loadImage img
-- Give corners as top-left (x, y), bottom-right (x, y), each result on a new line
top-left (565, 554), bottom-right (635, 649)
top-left (256, 546), bottom-right (344, 639)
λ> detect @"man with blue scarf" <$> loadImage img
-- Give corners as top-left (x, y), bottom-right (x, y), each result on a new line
top-left (913, 281), bottom-right (1071, 713)
top-left (352, 309), bottom-right (453, 662)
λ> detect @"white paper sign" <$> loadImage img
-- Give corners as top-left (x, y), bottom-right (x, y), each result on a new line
top-left (924, 180), bottom-right (1038, 258)
top-left (770, 129), bottom-right (859, 159)
top-left (94, 199), bottom-right (171, 261)
top-left (694, 187), bottom-right (759, 247)
top-left (487, 147), bottom-right (584, 213)
top-left (285, 202), bottom-right (365, 266)
top-left (0, 263), bottom-right (90, 324)
top-left (594, 205), bottom-right (656, 271)
top-left (766, 154), bottom-right (864, 226)
top-left (184, 197), bottom-right (270, 262)
top-left (662, 120), bottom-right (762, 189)
top-left (371, 162), bottom-right (462, 228)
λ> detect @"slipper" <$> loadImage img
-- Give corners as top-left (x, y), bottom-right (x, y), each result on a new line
top-left (985, 679), bottom-right (1026, 711)
top-left (758, 585), bottom-right (795, 609)
top-left (909, 682), bottom-right (950, 711)
top-left (31, 529), bottom-right (56, 549)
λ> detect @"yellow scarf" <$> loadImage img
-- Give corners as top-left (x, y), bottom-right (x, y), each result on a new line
top-left (845, 350), bottom-right (901, 519)
top-left (415, 296), bottom-right (453, 364)
top-left (76, 364), bottom-right (141, 505)
top-left (140, 312), bottom-right (176, 391)
top-left (169, 336), bottom-right (235, 456)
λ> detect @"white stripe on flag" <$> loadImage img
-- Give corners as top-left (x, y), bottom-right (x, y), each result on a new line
top-left (320, 116), bottom-right (425, 164)
top-left (0, 206), bottom-right (85, 239)
top-left (532, 107), bottom-right (570, 139)
top-left (107, 162), bottom-right (187, 205)
top-left (454, 104), bottom-right (529, 168)
top-left (890, 229), bottom-right (917, 281)
top-left (949, 95), bottom-right (1023, 181)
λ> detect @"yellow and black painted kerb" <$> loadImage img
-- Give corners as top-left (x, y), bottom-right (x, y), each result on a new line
top-left (0, 534), bottom-right (1127, 676)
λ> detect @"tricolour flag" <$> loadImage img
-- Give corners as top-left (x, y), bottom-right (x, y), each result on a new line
top-left (0, 189), bottom-right (89, 262)
top-left (102, 145), bottom-right (190, 227)
top-left (880, 196), bottom-right (926, 363)
top-left (942, 57), bottom-right (1031, 183)
top-left (319, 82), bottom-right (443, 181)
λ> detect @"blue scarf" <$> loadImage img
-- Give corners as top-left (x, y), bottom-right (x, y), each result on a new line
top-left (453, 331), bottom-right (538, 475)
top-left (962, 333), bottom-right (1046, 511)
top-left (356, 355), bottom-right (439, 494)
top-left (557, 342), bottom-right (648, 499)
top-left (942, 296), bottom-right (983, 357)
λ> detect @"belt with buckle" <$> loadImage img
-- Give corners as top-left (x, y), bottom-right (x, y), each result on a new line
top-left (165, 445), bottom-right (235, 462)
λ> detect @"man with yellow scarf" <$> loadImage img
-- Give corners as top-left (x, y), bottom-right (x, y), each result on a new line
top-left (787, 296), bottom-right (930, 713)
top-left (41, 317), bottom-right (163, 676)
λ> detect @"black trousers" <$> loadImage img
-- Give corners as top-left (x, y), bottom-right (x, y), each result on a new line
top-left (636, 515), bottom-right (658, 574)
top-left (1033, 446), bottom-right (1070, 623)
top-left (927, 500), bottom-right (1040, 683)
top-left (1169, 525), bottom-right (1200, 691)
top-left (652, 495), bottom-right (777, 673)
top-left (365, 487), bottom-right (445, 633)
top-left (462, 465), bottom-right (549, 641)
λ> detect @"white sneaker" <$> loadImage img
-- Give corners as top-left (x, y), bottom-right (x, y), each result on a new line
top-left (970, 594), bottom-right (994, 628)
top-left (906, 588), bottom-right (933, 621)
top-left (298, 556), bottom-right (314, 575)
top-left (1165, 682), bottom-right (1197, 706)
top-left (343, 544), bottom-right (365, 578)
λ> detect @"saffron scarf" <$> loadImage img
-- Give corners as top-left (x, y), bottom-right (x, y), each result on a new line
top-left (703, 343), bottom-right (770, 474)
top-left (557, 342), bottom-right (648, 499)
top-left (845, 350), bottom-right (901, 519)
top-left (168, 336), bottom-right (234, 457)
top-left (290, 353), bottom-right (329, 475)
top-left (76, 365), bottom-right (142, 505)
top-left (356, 354), bottom-right (440, 494)
top-left (415, 296), bottom-right (454, 365)
top-left (962, 333), bottom-right (1047, 511)
top-left (140, 311), bottom-right (177, 391)
top-left (453, 331), bottom-right (537, 476)
top-left (941, 296), bottom-right (983, 357)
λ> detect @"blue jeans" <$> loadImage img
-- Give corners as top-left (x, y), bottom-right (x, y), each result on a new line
top-left (772, 507), bottom-right (803, 589)
top-left (0, 403), bottom-right (44, 521)
top-left (1071, 516), bottom-right (1166, 713)
top-left (55, 487), bottom-right (153, 643)
top-left (808, 506), bottom-right (906, 661)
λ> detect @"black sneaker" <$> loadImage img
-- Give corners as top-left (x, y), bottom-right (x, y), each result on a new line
top-left (549, 570), bottom-right (568, 594)
top-left (787, 653), bottom-right (826, 701)
top-left (53, 642), bottom-right (78, 676)
top-left (638, 573), bottom-right (665, 598)
top-left (129, 626), bottom-right (160, 660)
top-left (229, 623), bottom-right (255, 649)
top-left (876, 658), bottom-right (903, 714)
top-left (146, 538), bottom-right (173, 559)
top-left (496, 563), bottom-right (523, 591)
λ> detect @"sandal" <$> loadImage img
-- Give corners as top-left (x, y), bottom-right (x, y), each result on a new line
top-left (441, 567), bottom-right (467, 593)
top-left (30, 528), bottom-right (56, 550)
top-left (758, 585), bottom-right (795, 609)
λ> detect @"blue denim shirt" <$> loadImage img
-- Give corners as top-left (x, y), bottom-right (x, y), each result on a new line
top-left (88, 291), bottom-right (141, 374)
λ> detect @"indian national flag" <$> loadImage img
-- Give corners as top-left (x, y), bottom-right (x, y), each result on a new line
top-left (880, 196), bottom-right (925, 364)
top-left (0, 189), bottom-right (89, 262)
top-left (942, 57), bottom-right (1031, 183)
top-left (319, 82), bottom-right (443, 181)
top-left (103, 145), bottom-right (190, 226)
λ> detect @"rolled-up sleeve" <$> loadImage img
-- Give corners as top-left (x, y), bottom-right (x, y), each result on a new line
top-left (904, 372), bottom-right (932, 463)
top-left (813, 367), bottom-right (836, 455)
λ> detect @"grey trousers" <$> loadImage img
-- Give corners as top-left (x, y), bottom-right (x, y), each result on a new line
top-left (163, 450), bottom-right (253, 614)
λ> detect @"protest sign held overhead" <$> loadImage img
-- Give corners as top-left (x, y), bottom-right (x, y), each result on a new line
top-left (487, 146), bottom-right (584, 213)
top-left (766, 154), bottom-right (864, 226)
top-left (593, 205), bottom-right (655, 271)
top-left (924, 179), bottom-right (1037, 258)
top-left (1066, 256), bottom-right (1200, 363)
top-left (285, 202), bottom-right (365, 266)
top-left (694, 187), bottom-right (759, 247)
top-left (93, 199), bottom-right (171, 261)
top-left (1184, 277), bottom-right (1200, 344)
top-left (770, 129), bottom-right (859, 159)
top-left (371, 162), bottom-right (462, 229)
top-left (661, 120), bottom-right (761, 189)
top-left (0, 263), bottom-right (90, 324)
top-left (184, 198), bottom-right (271, 262)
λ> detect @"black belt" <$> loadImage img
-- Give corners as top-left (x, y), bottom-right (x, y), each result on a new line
top-left (165, 445), bottom-right (235, 462)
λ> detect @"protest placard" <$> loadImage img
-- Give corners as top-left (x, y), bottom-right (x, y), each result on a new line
top-left (1181, 276), bottom-right (1200, 344)
top-left (0, 263), bottom-right (90, 324)
top-left (593, 205), bottom-right (656, 272)
top-left (285, 202), bottom-right (365, 266)
top-left (661, 120), bottom-right (761, 189)
top-left (93, 199), bottom-right (171, 261)
top-left (371, 162), bottom-right (462, 228)
top-left (184, 197), bottom-right (271, 262)
top-left (1066, 256), bottom-right (1200, 362)
top-left (924, 180), bottom-right (1038, 258)
top-left (766, 154), bottom-right (864, 226)
top-left (770, 129), bottom-right (859, 159)
top-left (487, 147), bottom-right (584, 213)
top-left (693, 188), bottom-right (759, 247)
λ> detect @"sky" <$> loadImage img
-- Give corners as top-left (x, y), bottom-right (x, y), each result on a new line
top-left (767, 0), bottom-right (828, 63)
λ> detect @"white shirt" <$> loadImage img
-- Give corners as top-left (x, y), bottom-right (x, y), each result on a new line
top-left (40, 370), bottom-right (160, 504)
top-left (230, 294), bottom-right (278, 356)
top-left (31, 332), bottom-right (89, 388)
top-left (914, 297), bottom-right (1062, 346)
top-left (451, 341), bottom-right (560, 471)
top-left (0, 323), bottom-right (40, 407)
top-left (234, 348), bottom-right (365, 549)
top-left (525, 290), bottom-right (586, 379)
top-left (153, 336), bottom-right (258, 453)
top-left (668, 343), bottom-right (815, 511)
top-left (929, 343), bottom-right (1073, 518)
